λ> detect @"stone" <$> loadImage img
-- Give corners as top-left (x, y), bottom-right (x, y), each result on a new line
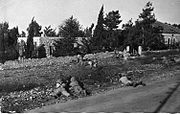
top-left (126, 46), bottom-right (130, 52)
top-left (138, 46), bottom-right (142, 56)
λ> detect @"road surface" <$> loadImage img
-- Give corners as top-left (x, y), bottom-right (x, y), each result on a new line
top-left (27, 75), bottom-right (180, 113)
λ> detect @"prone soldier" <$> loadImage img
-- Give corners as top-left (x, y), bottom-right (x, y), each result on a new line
top-left (69, 76), bottom-right (87, 96)
top-left (119, 73), bottom-right (146, 87)
top-left (51, 79), bottom-right (70, 98)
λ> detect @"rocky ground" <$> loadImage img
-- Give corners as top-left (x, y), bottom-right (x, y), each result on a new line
top-left (0, 50), bottom-right (180, 113)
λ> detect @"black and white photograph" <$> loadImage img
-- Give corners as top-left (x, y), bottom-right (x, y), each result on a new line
top-left (0, 0), bottom-right (180, 113)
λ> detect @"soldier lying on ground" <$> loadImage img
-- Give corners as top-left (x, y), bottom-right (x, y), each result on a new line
top-left (50, 79), bottom-right (70, 98)
top-left (69, 76), bottom-right (87, 96)
top-left (118, 73), bottom-right (146, 87)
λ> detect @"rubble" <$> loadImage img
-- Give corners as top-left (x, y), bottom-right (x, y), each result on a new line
top-left (1, 50), bottom-right (178, 112)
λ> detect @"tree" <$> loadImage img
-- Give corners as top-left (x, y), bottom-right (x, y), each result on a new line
top-left (138, 2), bottom-right (166, 50)
top-left (53, 37), bottom-right (76, 56)
top-left (9, 27), bottom-right (19, 47)
top-left (0, 22), bottom-right (7, 63)
top-left (27, 17), bottom-right (42, 37)
top-left (93, 5), bottom-right (104, 37)
top-left (21, 31), bottom-right (26, 37)
top-left (172, 24), bottom-right (180, 29)
top-left (104, 10), bottom-right (122, 31)
top-left (122, 19), bottom-right (134, 49)
top-left (137, 2), bottom-right (156, 48)
top-left (0, 22), bottom-right (19, 63)
top-left (43, 25), bottom-right (57, 37)
top-left (92, 5), bottom-right (105, 51)
top-left (84, 23), bottom-right (94, 37)
top-left (58, 16), bottom-right (84, 37)
top-left (56, 16), bottom-right (85, 56)
top-left (26, 17), bottom-right (42, 58)
top-left (103, 10), bottom-right (122, 50)
top-left (122, 18), bottom-right (133, 30)
top-left (126, 2), bottom-right (165, 51)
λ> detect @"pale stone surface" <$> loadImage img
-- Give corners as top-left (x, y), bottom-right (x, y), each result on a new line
top-left (138, 46), bottom-right (142, 55)
top-left (126, 46), bottom-right (130, 52)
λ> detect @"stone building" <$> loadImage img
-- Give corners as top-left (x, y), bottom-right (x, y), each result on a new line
top-left (17, 37), bottom-right (88, 58)
top-left (153, 21), bottom-right (180, 45)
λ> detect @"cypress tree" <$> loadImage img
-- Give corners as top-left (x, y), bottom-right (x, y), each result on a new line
top-left (93, 5), bottom-right (104, 37)
top-left (0, 24), bottom-right (5, 64)
top-left (92, 5), bottom-right (105, 51)
top-left (26, 17), bottom-right (42, 58)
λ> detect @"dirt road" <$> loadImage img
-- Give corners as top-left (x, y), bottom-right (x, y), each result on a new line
top-left (27, 75), bottom-right (180, 113)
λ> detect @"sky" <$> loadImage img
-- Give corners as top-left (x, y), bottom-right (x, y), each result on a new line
top-left (0, 0), bottom-right (180, 33)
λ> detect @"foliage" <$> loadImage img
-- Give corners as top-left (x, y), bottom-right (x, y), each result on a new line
top-left (0, 22), bottom-right (7, 63)
top-left (92, 5), bottom-right (105, 51)
top-left (43, 25), bottom-right (57, 37)
top-left (92, 7), bottom-right (123, 51)
top-left (123, 2), bottom-right (166, 51)
top-left (172, 24), bottom-right (180, 29)
top-left (20, 31), bottom-right (26, 37)
top-left (27, 17), bottom-right (42, 37)
top-left (26, 17), bottom-right (42, 58)
top-left (75, 24), bottom-right (95, 55)
top-left (136, 2), bottom-right (166, 50)
top-left (121, 19), bottom-right (134, 47)
top-left (104, 10), bottom-right (122, 31)
top-left (0, 22), bottom-right (19, 63)
top-left (58, 16), bottom-right (84, 37)
top-left (93, 5), bottom-right (105, 38)
top-left (84, 23), bottom-right (94, 37)
top-left (53, 37), bottom-right (76, 56)
top-left (103, 10), bottom-right (122, 50)
top-left (56, 16), bottom-right (86, 56)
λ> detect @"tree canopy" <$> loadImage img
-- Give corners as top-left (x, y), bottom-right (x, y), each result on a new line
top-left (26, 17), bottom-right (42, 58)
top-left (122, 2), bottom-right (166, 51)
top-left (104, 10), bottom-right (122, 31)
top-left (58, 16), bottom-right (84, 37)
top-left (44, 25), bottom-right (57, 37)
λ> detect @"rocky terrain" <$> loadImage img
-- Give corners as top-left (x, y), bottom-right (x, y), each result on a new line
top-left (0, 50), bottom-right (180, 113)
